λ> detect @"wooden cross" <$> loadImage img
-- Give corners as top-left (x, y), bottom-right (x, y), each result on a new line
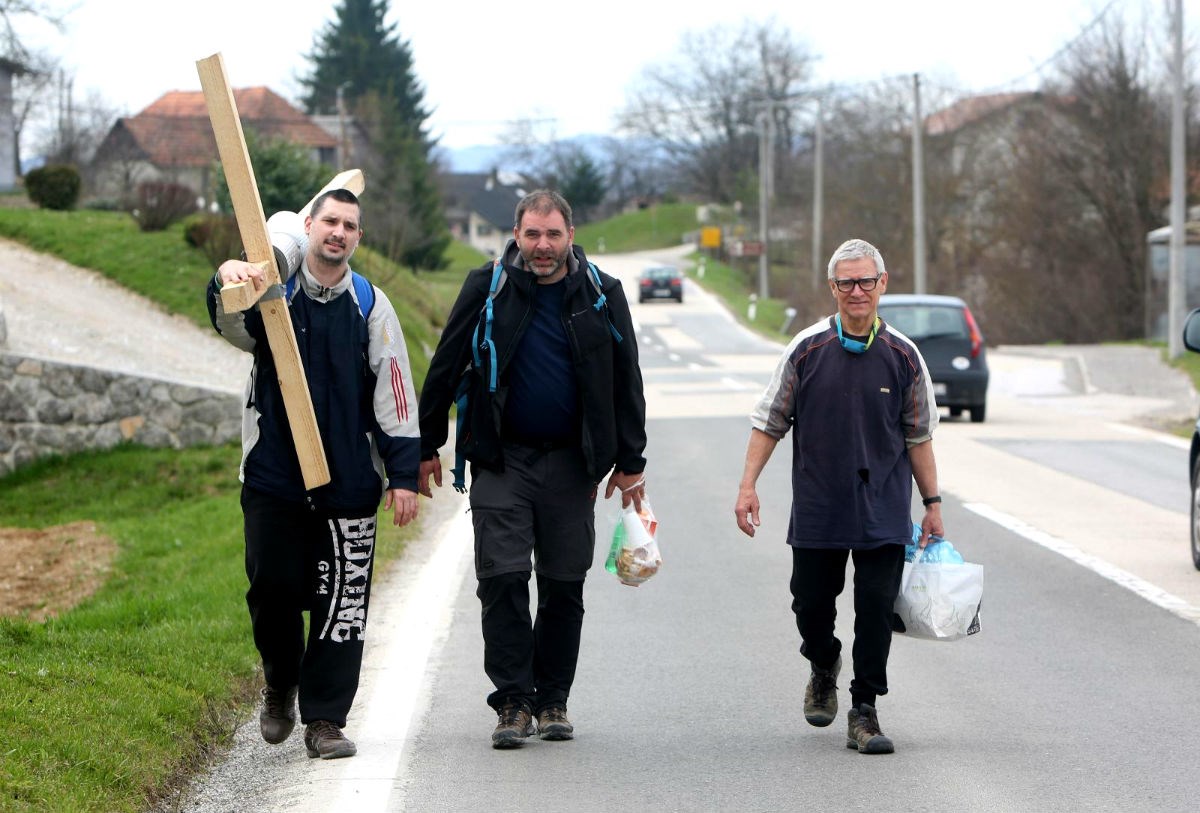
top-left (196, 52), bottom-right (362, 490)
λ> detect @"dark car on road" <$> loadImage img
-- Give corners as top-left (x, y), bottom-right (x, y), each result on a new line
top-left (1179, 308), bottom-right (1200, 569)
top-left (638, 266), bottom-right (683, 303)
top-left (877, 293), bottom-right (989, 423)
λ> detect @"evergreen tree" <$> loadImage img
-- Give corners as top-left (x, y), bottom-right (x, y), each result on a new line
top-left (558, 148), bottom-right (608, 224)
top-left (299, 0), bottom-right (448, 271)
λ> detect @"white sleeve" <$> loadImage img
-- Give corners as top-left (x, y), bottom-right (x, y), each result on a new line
top-left (367, 289), bottom-right (419, 440)
top-left (266, 210), bottom-right (307, 280)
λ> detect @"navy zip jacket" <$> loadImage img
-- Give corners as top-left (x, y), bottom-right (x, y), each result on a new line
top-left (419, 241), bottom-right (647, 484)
top-left (207, 263), bottom-right (420, 511)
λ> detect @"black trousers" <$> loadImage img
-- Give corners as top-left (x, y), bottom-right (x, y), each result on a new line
top-left (477, 572), bottom-right (585, 713)
top-left (789, 543), bottom-right (905, 709)
top-left (470, 443), bottom-right (595, 713)
top-left (241, 486), bottom-right (378, 727)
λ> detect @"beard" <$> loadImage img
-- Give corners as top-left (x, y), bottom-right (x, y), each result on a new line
top-left (521, 243), bottom-right (570, 278)
top-left (314, 239), bottom-right (354, 267)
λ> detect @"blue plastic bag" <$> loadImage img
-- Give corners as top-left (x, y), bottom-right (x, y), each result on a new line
top-left (906, 522), bottom-right (963, 564)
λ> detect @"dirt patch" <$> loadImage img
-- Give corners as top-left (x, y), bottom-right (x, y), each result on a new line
top-left (0, 522), bottom-right (117, 622)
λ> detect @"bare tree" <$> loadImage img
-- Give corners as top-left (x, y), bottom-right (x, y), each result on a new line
top-left (9, 46), bottom-right (54, 175)
top-left (618, 18), bottom-right (815, 203)
top-left (979, 9), bottom-right (1175, 343)
top-left (0, 1), bottom-right (62, 62)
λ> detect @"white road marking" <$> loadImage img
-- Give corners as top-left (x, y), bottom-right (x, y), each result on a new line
top-left (965, 502), bottom-right (1200, 626)
top-left (332, 508), bottom-right (473, 811)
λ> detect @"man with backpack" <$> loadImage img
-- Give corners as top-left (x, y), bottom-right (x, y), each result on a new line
top-left (207, 188), bottom-right (420, 761)
top-left (418, 189), bottom-right (648, 748)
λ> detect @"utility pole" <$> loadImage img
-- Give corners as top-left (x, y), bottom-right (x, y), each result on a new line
top-left (336, 83), bottom-right (352, 167)
top-left (756, 106), bottom-right (774, 300)
top-left (912, 73), bottom-right (927, 294)
top-left (1168, 0), bottom-right (1186, 358)
top-left (812, 97), bottom-right (824, 290)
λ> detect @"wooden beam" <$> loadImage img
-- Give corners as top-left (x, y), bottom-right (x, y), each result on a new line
top-left (196, 52), bottom-right (330, 490)
top-left (219, 168), bottom-right (366, 312)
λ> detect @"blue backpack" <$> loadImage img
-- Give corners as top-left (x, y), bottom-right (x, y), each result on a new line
top-left (449, 258), bottom-right (622, 492)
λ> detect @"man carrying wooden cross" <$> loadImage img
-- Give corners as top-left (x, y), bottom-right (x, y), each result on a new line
top-left (207, 188), bottom-right (420, 760)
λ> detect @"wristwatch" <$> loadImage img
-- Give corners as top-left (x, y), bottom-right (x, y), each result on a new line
top-left (922, 495), bottom-right (942, 507)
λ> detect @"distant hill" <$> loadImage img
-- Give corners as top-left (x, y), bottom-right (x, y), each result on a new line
top-left (436, 133), bottom-right (622, 174)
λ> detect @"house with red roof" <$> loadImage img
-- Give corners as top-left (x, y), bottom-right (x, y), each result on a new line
top-left (90, 86), bottom-right (338, 207)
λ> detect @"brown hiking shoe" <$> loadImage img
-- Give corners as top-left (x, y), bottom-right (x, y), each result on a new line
top-left (491, 701), bottom-right (535, 749)
top-left (259, 685), bottom-right (297, 744)
top-left (846, 703), bottom-right (894, 754)
top-left (304, 720), bottom-right (357, 759)
top-left (536, 705), bottom-right (574, 741)
top-left (803, 656), bottom-right (840, 727)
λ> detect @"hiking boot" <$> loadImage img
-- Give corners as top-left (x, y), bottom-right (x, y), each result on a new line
top-left (304, 720), bottom-right (357, 759)
top-left (536, 705), bottom-right (574, 741)
top-left (491, 701), bottom-right (535, 749)
top-left (803, 656), bottom-right (840, 727)
top-left (846, 703), bottom-right (894, 754)
top-left (258, 685), bottom-right (297, 744)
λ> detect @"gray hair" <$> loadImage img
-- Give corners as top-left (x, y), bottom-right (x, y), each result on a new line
top-left (514, 189), bottom-right (573, 230)
top-left (827, 238), bottom-right (885, 278)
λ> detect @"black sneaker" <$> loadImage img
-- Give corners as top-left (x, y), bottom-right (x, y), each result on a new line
top-left (304, 720), bottom-right (357, 759)
top-left (491, 701), bottom-right (535, 749)
top-left (259, 685), bottom-right (297, 744)
top-left (536, 705), bottom-right (574, 741)
top-left (846, 703), bottom-right (894, 754)
top-left (803, 656), bottom-right (840, 727)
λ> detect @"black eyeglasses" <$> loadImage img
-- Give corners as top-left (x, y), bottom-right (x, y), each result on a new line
top-left (832, 275), bottom-right (881, 293)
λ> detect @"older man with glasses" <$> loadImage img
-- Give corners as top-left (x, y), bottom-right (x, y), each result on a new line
top-left (733, 238), bottom-right (943, 755)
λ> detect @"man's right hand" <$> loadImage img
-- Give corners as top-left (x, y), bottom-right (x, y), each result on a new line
top-left (418, 457), bottom-right (442, 498)
top-left (217, 259), bottom-right (265, 291)
top-left (734, 486), bottom-right (761, 538)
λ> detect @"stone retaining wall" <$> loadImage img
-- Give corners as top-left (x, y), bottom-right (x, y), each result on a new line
top-left (0, 351), bottom-right (241, 477)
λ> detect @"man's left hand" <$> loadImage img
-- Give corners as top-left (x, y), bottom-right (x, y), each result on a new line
top-left (384, 488), bottom-right (419, 527)
top-left (604, 470), bottom-right (646, 511)
top-left (917, 503), bottom-right (944, 549)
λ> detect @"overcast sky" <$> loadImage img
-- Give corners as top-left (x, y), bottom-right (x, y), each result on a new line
top-left (18, 0), bottom-right (1192, 151)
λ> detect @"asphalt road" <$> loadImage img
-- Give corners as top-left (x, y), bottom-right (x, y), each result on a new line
top-left (173, 249), bottom-right (1200, 813)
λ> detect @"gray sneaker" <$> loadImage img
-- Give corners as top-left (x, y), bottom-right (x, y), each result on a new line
top-left (536, 705), bottom-right (574, 741)
top-left (304, 720), bottom-right (357, 759)
top-left (846, 703), bottom-right (894, 754)
top-left (491, 702), bottom-right (536, 749)
top-left (803, 656), bottom-right (840, 727)
top-left (258, 685), bottom-right (297, 744)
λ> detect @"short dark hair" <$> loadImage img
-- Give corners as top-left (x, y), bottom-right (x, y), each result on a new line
top-left (514, 189), bottom-right (572, 230)
top-left (310, 188), bottom-right (362, 228)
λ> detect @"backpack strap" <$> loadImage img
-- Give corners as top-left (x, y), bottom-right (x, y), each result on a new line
top-left (284, 270), bottom-right (375, 321)
top-left (351, 272), bottom-right (375, 319)
top-left (471, 258), bottom-right (506, 393)
top-left (450, 372), bottom-right (471, 493)
top-left (587, 262), bottom-right (623, 343)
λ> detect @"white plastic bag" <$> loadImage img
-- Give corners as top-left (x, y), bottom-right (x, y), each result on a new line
top-left (892, 544), bottom-right (983, 641)
top-left (604, 499), bottom-right (662, 586)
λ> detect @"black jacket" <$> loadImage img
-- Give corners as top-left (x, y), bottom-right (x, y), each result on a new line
top-left (419, 242), bottom-right (647, 483)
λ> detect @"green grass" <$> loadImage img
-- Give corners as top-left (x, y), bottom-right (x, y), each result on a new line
top-left (0, 209), bottom-right (218, 329)
top-left (0, 444), bottom-right (416, 812)
top-left (687, 253), bottom-right (794, 342)
top-left (574, 203), bottom-right (699, 254)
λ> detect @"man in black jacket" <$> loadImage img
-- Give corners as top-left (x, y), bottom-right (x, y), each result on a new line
top-left (418, 189), bottom-right (648, 748)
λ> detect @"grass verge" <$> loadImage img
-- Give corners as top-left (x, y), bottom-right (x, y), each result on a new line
top-left (0, 443), bottom-right (416, 812)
